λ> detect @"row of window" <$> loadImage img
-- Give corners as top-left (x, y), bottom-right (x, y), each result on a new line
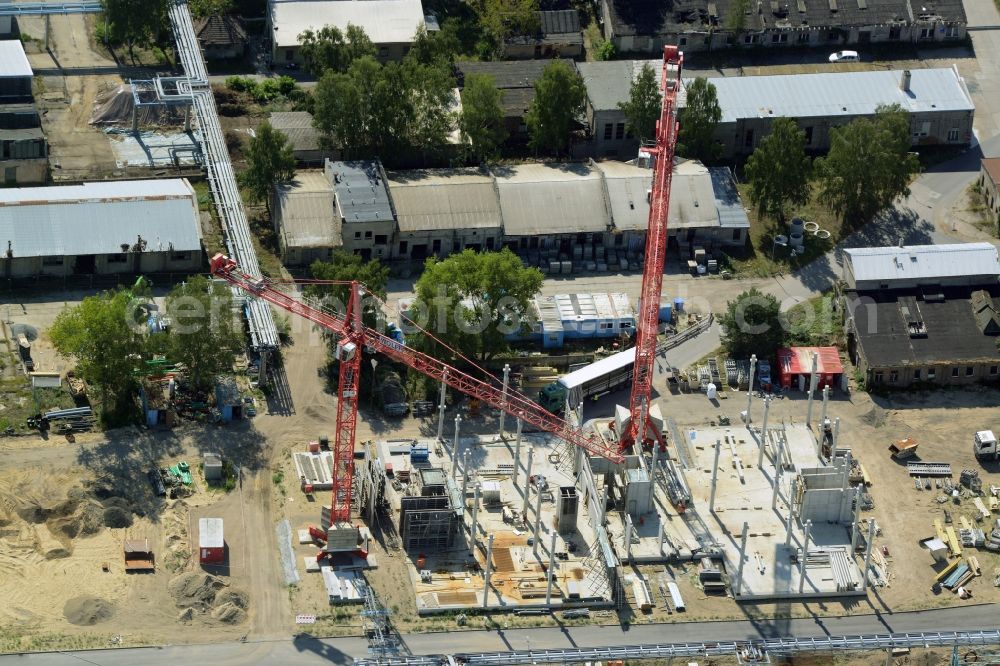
top-left (603, 122), bottom-right (630, 141)
top-left (742, 123), bottom-right (960, 150)
top-left (706, 25), bottom-right (960, 47)
top-left (872, 365), bottom-right (1000, 383)
top-left (40, 252), bottom-right (192, 266)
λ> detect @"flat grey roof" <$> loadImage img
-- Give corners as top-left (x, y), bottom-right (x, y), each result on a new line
top-left (274, 171), bottom-right (339, 248)
top-left (387, 169), bottom-right (502, 233)
top-left (0, 40), bottom-right (31, 78)
top-left (578, 59), bottom-right (661, 113)
top-left (709, 166), bottom-right (750, 229)
top-left (845, 242), bottom-right (1000, 283)
top-left (698, 67), bottom-right (974, 124)
top-left (493, 163), bottom-right (609, 236)
top-left (328, 160), bottom-right (394, 225)
top-left (0, 179), bottom-right (202, 258)
top-left (270, 0), bottom-right (425, 48)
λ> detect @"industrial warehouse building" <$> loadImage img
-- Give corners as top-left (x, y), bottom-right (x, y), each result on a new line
top-left (843, 243), bottom-right (1000, 388)
top-left (579, 65), bottom-right (974, 158)
top-left (0, 41), bottom-right (47, 185)
top-left (271, 158), bottom-right (749, 268)
top-left (0, 179), bottom-right (204, 279)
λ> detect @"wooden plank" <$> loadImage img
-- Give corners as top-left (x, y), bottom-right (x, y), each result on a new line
top-left (968, 556), bottom-right (981, 576)
top-left (860, 464), bottom-right (872, 487)
top-left (944, 526), bottom-right (963, 557)
top-left (935, 558), bottom-right (960, 582)
top-left (934, 518), bottom-right (948, 543)
top-left (959, 516), bottom-right (973, 531)
top-left (973, 497), bottom-right (991, 519)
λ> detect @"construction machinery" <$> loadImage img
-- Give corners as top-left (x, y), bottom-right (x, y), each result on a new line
top-left (621, 45), bottom-right (683, 451)
top-left (208, 46), bottom-right (685, 526)
top-left (889, 437), bottom-right (919, 460)
top-left (973, 430), bottom-right (998, 461)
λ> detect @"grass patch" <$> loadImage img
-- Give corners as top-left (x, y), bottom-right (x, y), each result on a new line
top-left (0, 379), bottom-right (77, 434)
top-left (782, 293), bottom-right (843, 347)
top-left (725, 182), bottom-right (842, 278)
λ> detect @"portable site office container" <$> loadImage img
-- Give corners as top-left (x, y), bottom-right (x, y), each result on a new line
top-left (199, 517), bottom-right (225, 564)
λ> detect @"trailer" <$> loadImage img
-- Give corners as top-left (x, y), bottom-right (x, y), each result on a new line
top-left (538, 348), bottom-right (636, 412)
top-left (198, 518), bottom-right (225, 564)
top-left (124, 538), bottom-right (155, 572)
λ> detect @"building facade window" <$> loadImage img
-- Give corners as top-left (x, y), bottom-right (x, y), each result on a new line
top-left (966, 366), bottom-right (974, 376)
top-left (604, 123), bottom-right (613, 140)
top-left (913, 369), bottom-right (921, 381)
top-left (889, 370), bottom-right (899, 383)
top-left (771, 33), bottom-right (788, 43)
top-left (889, 26), bottom-right (901, 39)
top-left (927, 368), bottom-right (936, 380)
top-left (398, 241), bottom-right (408, 254)
top-left (374, 234), bottom-right (387, 245)
top-left (42, 255), bottom-right (63, 266)
top-left (873, 371), bottom-right (884, 383)
top-left (615, 123), bottom-right (625, 140)
top-left (919, 27), bottom-right (932, 39)
top-left (170, 251), bottom-right (190, 261)
top-left (797, 32), bottom-right (810, 43)
top-left (364, 231), bottom-right (372, 239)
top-left (952, 367), bottom-right (959, 377)
top-left (804, 126), bottom-right (814, 145)
top-left (947, 128), bottom-right (959, 141)
top-left (354, 231), bottom-right (361, 239)
top-left (107, 253), bottom-right (127, 264)
top-left (990, 365), bottom-right (998, 375)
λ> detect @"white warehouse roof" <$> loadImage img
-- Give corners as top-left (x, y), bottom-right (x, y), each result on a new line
top-left (0, 179), bottom-right (202, 258)
top-left (494, 163), bottom-right (610, 236)
top-left (845, 243), bottom-right (1000, 284)
top-left (0, 40), bottom-right (32, 78)
top-left (270, 0), bottom-right (425, 48)
top-left (695, 67), bottom-right (974, 124)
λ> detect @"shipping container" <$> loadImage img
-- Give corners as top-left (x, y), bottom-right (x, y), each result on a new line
top-left (199, 517), bottom-right (225, 564)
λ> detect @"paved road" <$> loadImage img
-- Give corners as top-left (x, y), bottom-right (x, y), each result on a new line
top-left (6, 603), bottom-right (998, 665)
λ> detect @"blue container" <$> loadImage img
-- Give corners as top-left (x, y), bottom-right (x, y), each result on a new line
top-left (659, 303), bottom-right (673, 323)
top-left (673, 297), bottom-right (685, 313)
top-left (410, 446), bottom-right (429, 462)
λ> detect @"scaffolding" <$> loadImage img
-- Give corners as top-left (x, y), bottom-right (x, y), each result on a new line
top-left (398, 495), bottom-right (458, 552)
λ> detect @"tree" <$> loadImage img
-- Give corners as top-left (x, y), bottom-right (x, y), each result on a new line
top-left (619, 63), bottom-right (661, 143)
top-left (815, 104), bottom-right (920, 226)
top-left (166, 276), bottom-right (243, 390)
top-left (413, 249), bottom-right (543, 362)
top-left (100, 0), bottom-right (169, 58)
top-left (744, 117), bottom-right (812, 223)
top-left (307, 250), bottom-right (390, 316)
top-left (298, 24), bottom-right (376, 76)
top-left (239, 121), bottom-right (295, 214)
top-left (718, 288), bottom-right (786, 360)
top-left (189, 0), bottom-right (234, 18)
top-left (459, 73), bottom-right (507, 163)
top-left (677, 77), bottom-right (722, 163)
top-left (725, 0), bottom-right (751, 34)
top-left (50, 289), bottom-right (147, 421)
top-left (526, 60), bottom-right (586, 156)
top-left (477, 0), bottom-right (540, 59)
top-left (408, 24), bottom-right (462, 67)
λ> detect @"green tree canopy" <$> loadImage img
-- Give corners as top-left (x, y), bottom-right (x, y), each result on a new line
top-left (189, 0), bottom-right (233, 18)
top-left (719, 287), bottom-right (785, 360)
top-left (50, 289), bottom-right (147, 421)
top-left (166, 276), bottom-right (243, 390)
top-left (239, 121), bottom-right (296, 213)
top-left (477, 0), bottom-right (540, 59)
top-left (815, 104), bottom-right (920, 226)
top-left (459, 72), bottom-right (507, 163)
top-left (100, 0), bottom-right (168, 57)
top-left (307, 251), bottom-right (390, 331)
top-left (526, 60), bottom-right (585, 156)
top-left (677, 77), bottom-right (722, 163)
top-left (313, 55), bottom-right (456, 165)
top-left (619, 62), bottom-right (661, 143)
top-left (298, 24), bottom-right (376, 76)
top-left (412, 249), bottom-right (543, 362)
top-left (408, 24), bottom-right (462, 67)
top-left (744, 117), bottom-right (812, 223)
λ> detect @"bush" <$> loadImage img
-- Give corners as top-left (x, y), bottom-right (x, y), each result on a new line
top-left (593, 39), bottom-right (616, 60)
top-left (272, 470), bottom-right (284, 485)
top-left (225, 75), bottom-right (256, 93)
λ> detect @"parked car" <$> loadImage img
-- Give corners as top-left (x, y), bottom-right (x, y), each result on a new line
top-left (243, 395), bottom-right (256, 417)
top-left (412, 400), bottom-right (435, 416)
top-left (758, 360), bottom-right (772, 391)
top-left (829, 50), bottom-right (860, 62)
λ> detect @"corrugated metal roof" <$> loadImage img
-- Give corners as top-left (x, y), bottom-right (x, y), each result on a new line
top-left (578, 59), bottom-right (661, 112)
top-left (274, 171), bottom-right (339, 248)
top-left (198, 517), bottom-right (224, 548)
top-left (539, 9), bottom-right (581, 35)
top-left (776, 346), bottom-right (843, 376)
top-left (387, 169), bottom-right (502, 232)
top-left (845, 243), bottom-right (1000, 283)
top-left (0, 40), bottom-right (32, 78)
top-left (553, 292), bottom-right (634, 321)
top-left (270, 0), bottom-right (425, 48)
top-left (270, 112), bottom-right (321, 152)
top-left (983, 158), bottom-right (1000, 187)
top-left (709, 166), bottom-right (750, 229)
top-left (595, 160), bottom-right (650, 232)
top-left (493, 163), bottom-right (610, 236)
top-left (698, 67), bottom-right (973, 124)
top-left (0, 179), bottom-right (201, 258)
top-left (329, 160), bottom-right (394, 224)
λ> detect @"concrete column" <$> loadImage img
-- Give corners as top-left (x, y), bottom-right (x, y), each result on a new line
top-left (758, 396), bottom-right (771, 468)
top-left (499, 364), bottom-right (511, 437)
top-left (482, 532), bottom-right (495, 608)
top-left (772, 459), bottom-right (782, 510)
top-left (831, 417), bottom-right (841, 461)
top-left (851, 485), bottom-right (863, 552)
top-left (733, 522), bottom-right (749, 597)
top-left (545, 529), bottom-right (558, 605)
top-left (659, 517), bottom-right (666, 557)
top-left (709, 438), bottom-right (722, 514)
top-left (841, 450), bottom-right (852, 492)
top-left (806, 352), bottom-right (819, 427)
top-left (451, 414), bottom-right (462, 479)
top-left (745, 354), bottom-right (757, 422)
top-left (799, 519), bottom-right (812, 593)
top-left (513, 418), bottom-right (523, 488)
top-left (460, 450), bottom-right (471, 511)
top-left (599, 485), bottom-right (608, 524)
top-left (523, 447), bottom-right (535, 513)
top-left (862, 519), bottom-right (876, 592)
top-left (821, 385), bottom-right (830, 425)
top-left (437, 372), bottom-right (448, 442)
top-left (625, 513), bottom-right (634, 563)
top-left (774, 431), bottom-right (787, 475)
top-left (533, 481), bottom-right (544, 557)
top-left (785, 478), bottom-right (797, 546)
top-left (470, 483), bottom-right (481, 546)
top-left (650, 436), bottom-right (660, 480)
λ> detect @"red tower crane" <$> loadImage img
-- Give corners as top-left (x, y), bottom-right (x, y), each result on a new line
top-left (622, 45), bottom-right (684, 451)
top-left (209, 255), bottom-right (625, 524)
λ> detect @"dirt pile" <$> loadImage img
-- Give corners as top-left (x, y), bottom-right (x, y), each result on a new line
top-left (168, 572), bottom-right (249, 624)
top-left (15, 487), bottom-right (131, 539)
top-left (63, 596), bottom-right (114, 626)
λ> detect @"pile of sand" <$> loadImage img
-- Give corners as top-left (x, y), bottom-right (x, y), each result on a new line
top-left (168, 573), bottom-right (249, 624)
top-left (64, 595), bottom-right (114, 626)
top-left (90, 84), bottom-right (188, 127)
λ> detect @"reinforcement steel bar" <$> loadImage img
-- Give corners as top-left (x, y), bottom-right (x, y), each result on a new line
top-left (353, 630), bottom-right (1000, 666)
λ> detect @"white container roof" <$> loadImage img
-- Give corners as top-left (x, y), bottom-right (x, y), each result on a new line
top-left (845, 242), bottom-right (1000, 284)
top-left (199, 517), bottom-right (224, 548)
top-left (270, 0), bottom-right (425, 48)
top-left (0, 40), bottom-right (32, 78)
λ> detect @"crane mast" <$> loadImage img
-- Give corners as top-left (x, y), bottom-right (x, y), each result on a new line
top-left (623, 45), bottom-right (684, 450)
top-left (210, 254), bottom-right (625, 524)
